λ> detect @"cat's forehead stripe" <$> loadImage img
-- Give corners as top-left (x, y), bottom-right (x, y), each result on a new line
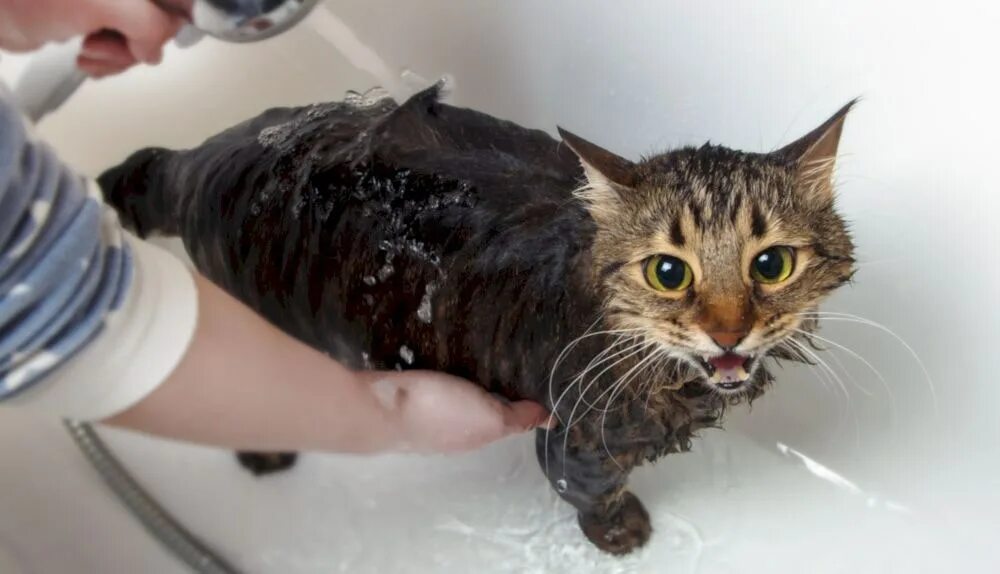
top-left (669, 217), bottom-right (686, 246)
top-left (751, 204), bottom-right (768, 237)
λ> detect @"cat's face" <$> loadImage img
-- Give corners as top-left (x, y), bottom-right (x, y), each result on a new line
top-left (561, 103), bottom-right (856, 395)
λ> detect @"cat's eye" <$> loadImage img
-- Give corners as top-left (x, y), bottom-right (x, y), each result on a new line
top-left (751, 246), bottom-right (795, 284)
top-left (643, 255), bottom-right (693, 292)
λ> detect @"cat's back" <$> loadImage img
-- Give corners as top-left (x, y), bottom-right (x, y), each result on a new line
top-left (121, 85), bottom-right (598, 392)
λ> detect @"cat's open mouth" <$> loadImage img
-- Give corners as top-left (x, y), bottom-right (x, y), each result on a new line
top-left (696, 352), bottom-right (756, 390)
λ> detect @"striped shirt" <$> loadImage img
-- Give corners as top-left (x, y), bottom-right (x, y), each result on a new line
top-left (0, 88), bottom-right (197, 420)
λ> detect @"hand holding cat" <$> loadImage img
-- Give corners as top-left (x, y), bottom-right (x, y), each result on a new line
top-left (361, 370), bottom-right (554, 453)
top-left (0, 0), bottom-right (183, 77)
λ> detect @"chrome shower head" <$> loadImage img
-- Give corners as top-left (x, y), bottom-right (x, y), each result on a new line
top-left (157, 0), bottom-right (322, 43)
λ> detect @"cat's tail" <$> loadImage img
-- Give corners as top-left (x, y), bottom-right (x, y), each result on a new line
top-left (97, 147), bottom-right (179, 238)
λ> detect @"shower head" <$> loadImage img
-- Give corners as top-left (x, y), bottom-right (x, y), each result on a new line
top-left (159, 0), bottom-right (322, 43)
top-left (12, 0), bottom-right (324, 121)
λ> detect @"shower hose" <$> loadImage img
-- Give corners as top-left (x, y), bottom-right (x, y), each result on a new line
top-left (64, 420), bottom-right (241, 574)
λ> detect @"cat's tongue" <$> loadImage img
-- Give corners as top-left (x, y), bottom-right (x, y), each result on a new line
top-left (707, 352), bottom-right (750, 385)
top-left (708, 352), bottom-right (746, 371)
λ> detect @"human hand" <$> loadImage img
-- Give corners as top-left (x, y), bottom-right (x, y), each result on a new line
top-left (361, 370), bottom-right (555, 454)
top-left (0, 0), bottom-right (184, 78)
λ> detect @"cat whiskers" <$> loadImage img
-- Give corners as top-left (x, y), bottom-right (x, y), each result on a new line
top-left (544, 330), bottom-right (648, 477)
top-left (794, 311), bottom-right (938, 415)
top-left (596, 348), bottom-right (669, 470)
top-left (546, 314), bottom-right (605, 424)
top-left (781, 336), bottom-right (853, 405)
top-left (552, 336), bottom-right (660, 476)
top-left (548, 331), bottom-right (648, 425)
top-left (788, 327), bottom-right (898, 424)
top-left (571, 337), bottom-right (652, 413)
top-left (642, 356), bottom-right (682, 412)
top-left (546, 321), bottom-right (641, 425)
top-left (773, 337), bottom-right (862, 443)
top-left (555, 339), bottom-right (658, 460)
top-left (643, 359), bottom-right (699, 411)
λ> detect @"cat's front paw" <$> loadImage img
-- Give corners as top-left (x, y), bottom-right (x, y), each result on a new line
top-left (578, 490), bottom-right (651, 555)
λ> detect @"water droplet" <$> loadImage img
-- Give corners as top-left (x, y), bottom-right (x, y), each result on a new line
top-left (555, 479), bottom-right (568, 493)
top-left (304, 104), bottom-right (332, 121)
top-left (257, 123), bottom-right (291, 148)
top-left (343, 90), bottom-right (364, 106)
top-left (291, 196), bottom-right (306, 218)
top-left (249, 202), bottom-right (262, 216)
top-left (361, 352), bottom-right (372, 369)
top-left (399, 345), bottom-right (415, 365)
top-left (362, 294), bottom-right (375, 306)
top-left (344, 86), bottom-right (393, 109)
top-left (361, 86), bottom-right (392, 107)
top-left (434, 74), bottom-right (456, 99)
top-left (394, 363), bottom-right (403, 371)
top-left (377, 263), bottom-right (394, 282)
top-left (363, 275), bottom-right (377, 286)
top-left (417, 282), bottom-right (437, 324)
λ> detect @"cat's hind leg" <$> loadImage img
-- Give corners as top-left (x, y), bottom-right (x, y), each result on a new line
top-left (236, 451), bottom-right (299, 476)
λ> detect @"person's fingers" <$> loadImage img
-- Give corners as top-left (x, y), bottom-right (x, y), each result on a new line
top-left (382, 370), bottom-right (554, 453)
top-left (81, 31), bottom-right (137, 66)
top-left (77, 30), bottom-right (139, 78)
top-left (499, 400), bottom-right (554, 432)
top-left (77, 54), bottom-right (133, 79)
top-left (94, 0), bottom-right (183, 65)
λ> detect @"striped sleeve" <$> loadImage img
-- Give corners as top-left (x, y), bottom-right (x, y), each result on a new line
top-left (0, 90), bottom-right (198, 420)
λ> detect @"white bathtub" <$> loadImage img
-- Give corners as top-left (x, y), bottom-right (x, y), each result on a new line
top-left (1, 1), bottom-right (998, 572)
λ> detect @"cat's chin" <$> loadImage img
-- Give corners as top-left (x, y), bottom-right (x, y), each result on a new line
top-left (695, 352), bottom-right (757, 394)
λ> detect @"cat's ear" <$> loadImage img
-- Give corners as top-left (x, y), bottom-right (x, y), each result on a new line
top-left (558, 127), bottom-right (637, 217)
top-left (774, 99), bottom-right (857, 202)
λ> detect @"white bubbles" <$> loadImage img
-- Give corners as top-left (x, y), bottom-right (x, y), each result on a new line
top-left (344, 86), bottom-right (394, 109)
top-left (257, 104), bottom-right (335, 150)
top-left (417, 281), bottom-right (437, 324)
top-left (555, 479), bottom-right (568, 493)
top-left (399, 345), bottom-right (415, 365)
top-left (377, 263), bottom-right (395, 282)
top-left (257, 122), bottom-right (294, 149)
top-left (363, 275), bottom-right (377, 286)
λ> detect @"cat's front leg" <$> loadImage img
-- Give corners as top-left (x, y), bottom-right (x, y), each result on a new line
top-left (534, 429), bottom-right (651, 555)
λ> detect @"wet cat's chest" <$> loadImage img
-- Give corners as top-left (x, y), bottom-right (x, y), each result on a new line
top-left (561, 370), bottom-right (727, 467)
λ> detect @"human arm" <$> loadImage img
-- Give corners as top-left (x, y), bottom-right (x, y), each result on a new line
top-left (106, 273), bottom-right (550, 454)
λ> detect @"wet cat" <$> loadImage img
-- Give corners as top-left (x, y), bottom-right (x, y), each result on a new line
top-left (99, 84), bottom-right (855, 554)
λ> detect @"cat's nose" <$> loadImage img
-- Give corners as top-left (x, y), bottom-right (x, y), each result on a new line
top-left (698, 298), bottom-right (753, 350)
top-left (705, 329), bottom-right (749, 350)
